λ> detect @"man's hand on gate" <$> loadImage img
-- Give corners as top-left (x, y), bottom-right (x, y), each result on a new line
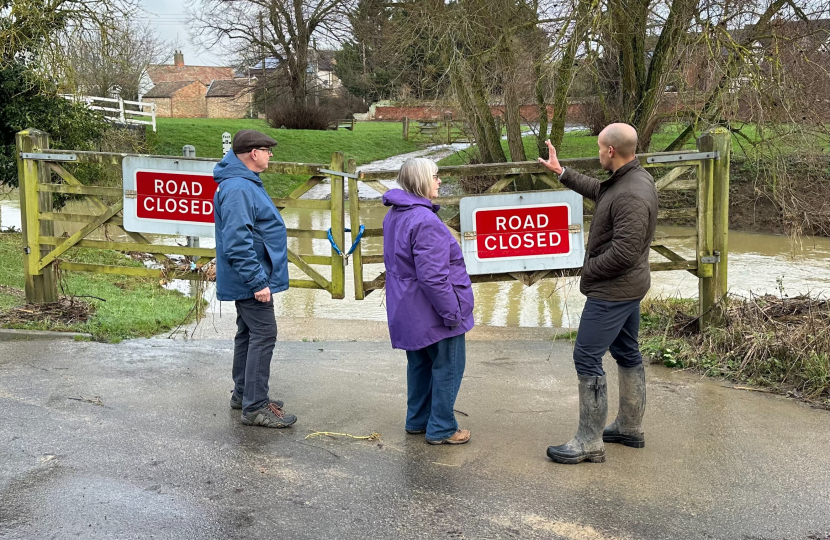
top-left (254, 287), bottom-right (272, 303)
top-left (538, 139), bottom-right (564, 175)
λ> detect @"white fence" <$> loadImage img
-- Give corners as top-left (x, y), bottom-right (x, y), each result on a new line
top-left (60, 95), bottom-right (157, 132)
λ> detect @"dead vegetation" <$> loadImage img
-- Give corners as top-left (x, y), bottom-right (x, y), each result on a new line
top-left (0, 296), bottom-right (94, 327)
top-left (641, 294), bottom-right (830, 407)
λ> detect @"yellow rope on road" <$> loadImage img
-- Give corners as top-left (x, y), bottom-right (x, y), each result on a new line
top-left (305, 431), bottom-right (381, 441)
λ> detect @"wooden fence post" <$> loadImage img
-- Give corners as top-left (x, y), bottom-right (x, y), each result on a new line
top-left (402, 116), bottom-right (409, 141)
top-left (696, 131), bottom-right (717, 329)
top-left (699, 128), bottom-right (731, 324)
top-left (346, 158), bottom-right (365, 300)
top-left (329, 152), bottom-right (346, 299)
top-left (16, 128), bottom-right (58, 303)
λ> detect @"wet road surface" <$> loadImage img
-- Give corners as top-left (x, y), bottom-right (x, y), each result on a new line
top-left (1, 335), bottom-right (828, 539)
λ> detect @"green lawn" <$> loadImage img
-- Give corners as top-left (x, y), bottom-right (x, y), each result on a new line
top-left (437, 123), bottom-right (827, 166)
top-left (0, 233), bottom-right (201, 342)
top-left (147, 118), bottom-right (421, 196)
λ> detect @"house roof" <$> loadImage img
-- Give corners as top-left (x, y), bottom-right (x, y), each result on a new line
top-left (143, 81), bottom-right (200, 98)
top-left (206, 79), bottom-right (252, 98)
top-left (146, 65), bottom-right (235, 86)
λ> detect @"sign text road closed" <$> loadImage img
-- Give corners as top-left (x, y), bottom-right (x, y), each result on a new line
top-left (459, 191), bottom-right (585, 275)
top-left (474, 204), bottom-right (570, 260)
top-left (136, 171), bottom-right (215, 223)
top-left (123, 156), bottom-right (218, 237)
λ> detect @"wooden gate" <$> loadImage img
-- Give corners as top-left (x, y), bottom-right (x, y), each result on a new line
top-left (15, 128), bottom-right (352, 303)
top-left (347, 128), bottom-right (731, 329)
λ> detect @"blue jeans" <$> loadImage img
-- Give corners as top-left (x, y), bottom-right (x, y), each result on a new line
top-left (404, 334), bottom-right (466, 441)
top-left (232, 297), bottom-right (277, 414)
top-left (573, 298), bottom-right (643, 377)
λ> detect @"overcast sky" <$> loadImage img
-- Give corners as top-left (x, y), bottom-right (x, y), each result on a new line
top-left (138, 0), bottom-right (224, 66)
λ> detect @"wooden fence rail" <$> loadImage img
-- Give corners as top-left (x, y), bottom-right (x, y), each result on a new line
top-left (16, 126), bottom-right (730, 329)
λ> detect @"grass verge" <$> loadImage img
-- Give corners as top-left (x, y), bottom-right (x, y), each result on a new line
top-left (437, 123), bottom-right (829, 166)
top-left (0, 233), bottom-right (203, 342)
top-left (640, 295), bottom-right (830, 408)
top-left (146, 118), bottom-right (422, 196)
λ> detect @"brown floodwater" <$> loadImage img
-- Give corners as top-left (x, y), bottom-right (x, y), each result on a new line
top-left (2, 195), bottom-right (828, 328)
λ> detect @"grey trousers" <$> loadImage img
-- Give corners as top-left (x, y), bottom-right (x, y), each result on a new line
top-left (232, 297), bottom-right (277, 414)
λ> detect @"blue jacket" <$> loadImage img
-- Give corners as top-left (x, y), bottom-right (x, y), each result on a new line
top-left (382, 189), bottom-right (474, 351)
top-left (213, 151), bottom-right (289, 301)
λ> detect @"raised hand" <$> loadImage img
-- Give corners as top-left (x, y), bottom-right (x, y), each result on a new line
top-left (537, 139), bottom-right (564, 175)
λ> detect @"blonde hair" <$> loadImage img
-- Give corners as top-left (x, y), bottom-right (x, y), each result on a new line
top-left (397, 158), bottom-right (437, 200)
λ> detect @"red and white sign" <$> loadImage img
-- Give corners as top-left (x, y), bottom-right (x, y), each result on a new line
top-left (459, 191), bottom-right (584, 275)
top-left (135, 170), bottom-right (216, 223)
top-left (123, 156), bottom-right (219, 237)
top-left (473, 203), bottom-right (571, 260)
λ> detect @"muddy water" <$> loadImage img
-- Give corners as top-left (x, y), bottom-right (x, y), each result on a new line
top-left (2, 194), bottom-right (828, 328)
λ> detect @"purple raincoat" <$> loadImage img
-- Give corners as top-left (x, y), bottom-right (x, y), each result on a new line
top-left (382, 189), bottom-right (475, 351)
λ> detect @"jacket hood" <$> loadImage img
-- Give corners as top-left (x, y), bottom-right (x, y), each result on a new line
top-left (382, 189), bottom-right (439, 212)
top-left (214, 150), bottom-right (262, 185)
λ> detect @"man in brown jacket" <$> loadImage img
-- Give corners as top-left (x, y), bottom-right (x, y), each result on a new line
top-left (538, 123), bottom-right (658, 464)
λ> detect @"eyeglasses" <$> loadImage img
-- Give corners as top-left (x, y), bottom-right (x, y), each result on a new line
top-left (253, 147), bottom-right (273, 156)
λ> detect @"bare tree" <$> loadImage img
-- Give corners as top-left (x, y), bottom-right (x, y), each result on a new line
top-left (1, 0), bottom-right (136, 64)
top-left (59, 20), bottom-right (168, 100)
top-left (188, 0), bottom-right (353, 106)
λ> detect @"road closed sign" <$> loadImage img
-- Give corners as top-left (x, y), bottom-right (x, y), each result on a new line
top-left (459, 191), bottom-right (584, 275)
top-left (123, 156), bottom-right (218, 237)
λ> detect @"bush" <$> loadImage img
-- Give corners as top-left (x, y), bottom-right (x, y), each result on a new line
top-left (574, 97), bottom-right (608, 136)
top-left (0, 62), bottom-right (108, 189)
top-left (265, 100), bottom-right (339, 130)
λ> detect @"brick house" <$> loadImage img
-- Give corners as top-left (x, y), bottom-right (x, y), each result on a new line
top-left (206, 79), bottom-right (254, 118)
top-left (139, 51), bottom-right (234, 99)
top-left (139, 51), bottom-right (255, 118)
top-left (142, 80), bottom-right (208, 118)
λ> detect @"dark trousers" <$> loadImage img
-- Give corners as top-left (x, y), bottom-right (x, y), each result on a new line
top-left (404, 334), bottom-right (466, 441)
top-left (232, 297), bottom-right (277, 414)
top-left (573, 297), bottom-right (643, 377)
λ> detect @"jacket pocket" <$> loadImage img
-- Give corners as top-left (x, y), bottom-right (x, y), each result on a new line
top-left (453, 284), bottom-right (474, 320)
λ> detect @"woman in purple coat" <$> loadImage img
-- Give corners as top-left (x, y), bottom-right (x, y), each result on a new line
top-left (382, 158), bottom-right (475, 445)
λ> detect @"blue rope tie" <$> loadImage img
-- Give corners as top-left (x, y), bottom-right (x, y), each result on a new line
top-left (327, 225), bottom-right (365, 265)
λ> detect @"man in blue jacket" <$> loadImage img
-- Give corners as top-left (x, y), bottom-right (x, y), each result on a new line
top-left (214, 129), bottom-right (296, 428)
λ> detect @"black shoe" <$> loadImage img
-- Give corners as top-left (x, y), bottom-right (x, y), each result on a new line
top-left (241, 403), bottom-right (297, 428)
top-left (231, 392), bottom-right (283, 410)
top-left (405, 428), bottom-right (426, 434)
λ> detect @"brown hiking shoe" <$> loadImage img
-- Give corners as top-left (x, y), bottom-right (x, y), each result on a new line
top-left (241, 402), bottom-right (297, 428)
top-left (426, 429), bottom-right (471, 445)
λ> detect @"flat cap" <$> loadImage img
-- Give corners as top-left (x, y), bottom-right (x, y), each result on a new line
top-left (232, 130), bottom-right (278, 154)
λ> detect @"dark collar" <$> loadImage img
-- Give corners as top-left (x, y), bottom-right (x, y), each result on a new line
top-left (604, 158), bottom-right (640, 185)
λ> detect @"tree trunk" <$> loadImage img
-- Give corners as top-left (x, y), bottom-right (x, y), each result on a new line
top-left (548, 0), bottom-right (595, 148)
top-left (535, 59), bottom-right (549, 159)
top-left (504, 76), bottom-right (526, 162)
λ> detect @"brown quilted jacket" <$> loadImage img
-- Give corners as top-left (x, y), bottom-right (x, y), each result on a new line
top-left (559, 159), bottom-right (658, 301)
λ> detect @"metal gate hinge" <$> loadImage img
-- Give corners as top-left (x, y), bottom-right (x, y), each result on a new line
top-left (568, 224), bottom-right (582, 233)
top-left (647, 151), bottom-right (719, 164)
top-left (125, 190), bottom-right (137, 199)
top-left (463, 231), bottom-right (476, 240)
top-left (700, 251), bottom-right (721, 264)
top-left (20, 153), bottom-right (78, 162)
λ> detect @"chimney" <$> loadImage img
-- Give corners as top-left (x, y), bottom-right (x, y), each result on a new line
top-left (174, 50), bottom-right (184, 69)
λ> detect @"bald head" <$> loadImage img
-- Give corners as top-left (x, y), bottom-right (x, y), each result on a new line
top-left (598, 123), bottom-right (638, 158)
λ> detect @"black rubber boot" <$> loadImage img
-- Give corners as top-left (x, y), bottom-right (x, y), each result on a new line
top-left (603, 364), bottom-right (646, 448)
top-left (547, 375), bottom-right (607, 464)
